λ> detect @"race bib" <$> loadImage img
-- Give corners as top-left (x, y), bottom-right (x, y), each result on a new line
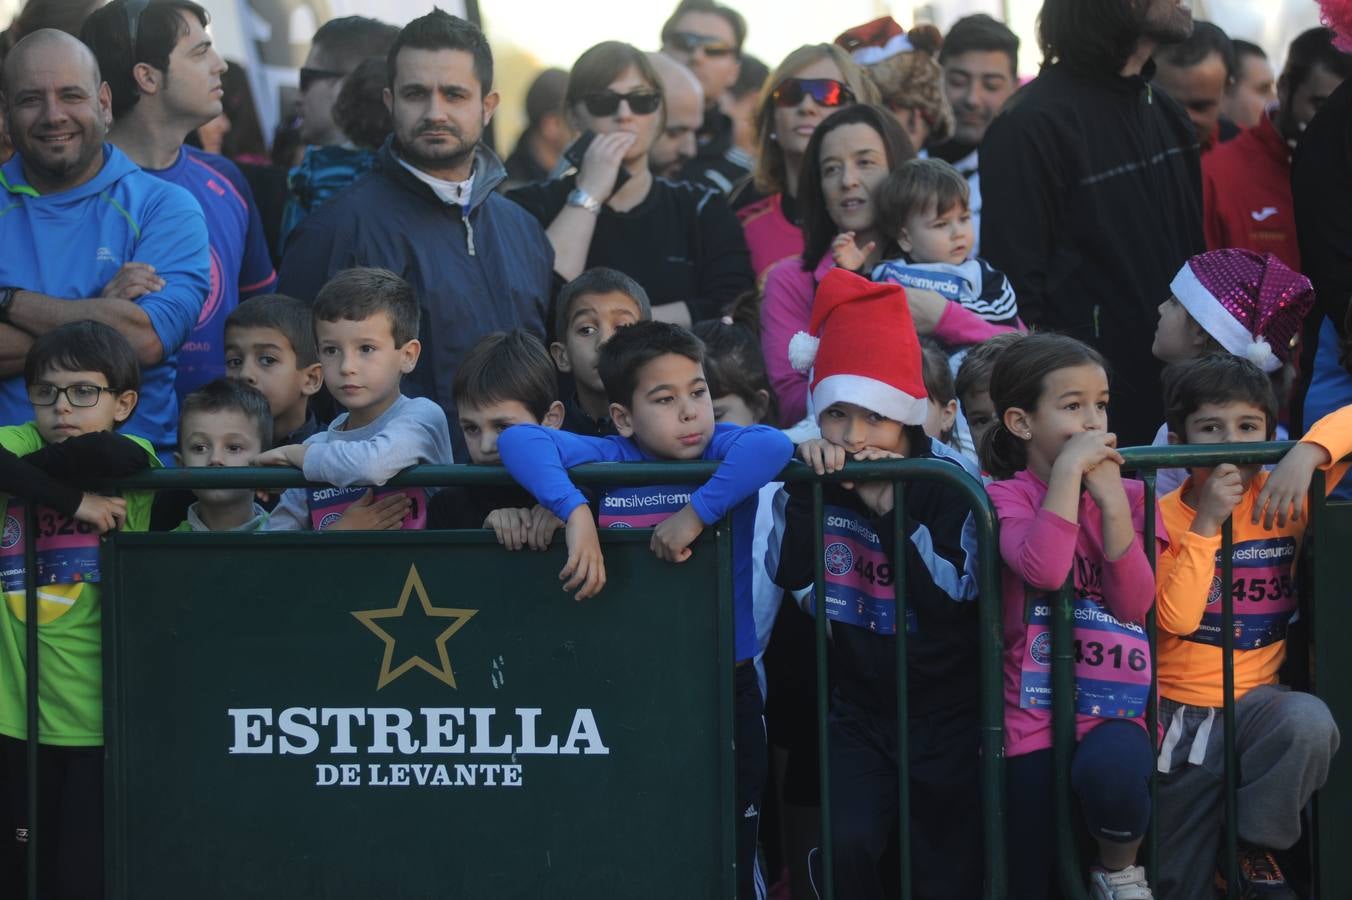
top-left (819, 505), bottom-right (915, 635)
top-left (1184, 537), bottom-right (1298, 650)
top-left (306, 486), bottom-right (428, 531)
top-left (598, 485), bottom-right (691, 528)
top-left (1019, 595), bottom-right (1150, 719)
top-left (0, 501), bottom-right (101, 593)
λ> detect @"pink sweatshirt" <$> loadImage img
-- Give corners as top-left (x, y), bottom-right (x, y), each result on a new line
top-left (987, 470), bottom-right (1164, 757)
top-left (761, 253), bottom-right (1025, 427)
top-left (737, 192), bottom-right (805, 285)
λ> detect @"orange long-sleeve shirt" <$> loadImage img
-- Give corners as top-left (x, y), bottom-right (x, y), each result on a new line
top-left (1156, 409), bottom-right (1352, 707)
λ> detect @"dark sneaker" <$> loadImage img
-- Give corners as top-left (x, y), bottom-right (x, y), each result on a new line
top-left (1214, 846), bottom-right (1297, 899)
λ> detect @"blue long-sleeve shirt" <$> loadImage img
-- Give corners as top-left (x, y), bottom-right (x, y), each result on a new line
top-left (498, 423), bottom-right (793, 661)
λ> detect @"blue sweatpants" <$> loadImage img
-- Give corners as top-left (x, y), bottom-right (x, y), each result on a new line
top-left (1005, 719), bottom-right (1154, 899)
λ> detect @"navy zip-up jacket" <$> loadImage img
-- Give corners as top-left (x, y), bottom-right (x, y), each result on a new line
top-left (277, 138), bottom-right (554, 460)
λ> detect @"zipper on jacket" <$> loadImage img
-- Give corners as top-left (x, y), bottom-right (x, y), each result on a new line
top-left (463, 204), bottom-right (476, 256)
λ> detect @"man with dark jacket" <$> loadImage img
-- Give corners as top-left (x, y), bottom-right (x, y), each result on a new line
top-left (980, 0), bottom-right (1205, 445)
top-left (277, 11), bottom-right (553, 460)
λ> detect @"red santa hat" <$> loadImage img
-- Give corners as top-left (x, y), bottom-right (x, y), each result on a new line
top-left (788, 268), bottom-right (928, 425)
top-left (1169, 249), bottom-right (1315, 374)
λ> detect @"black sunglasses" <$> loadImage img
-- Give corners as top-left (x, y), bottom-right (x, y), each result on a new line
top-left (582, 89), bottom-right (662, 117)
top-left (299, 66), bottom-right (347, 93)
top-left (123, 0), bottom-right (149, 48)
top-left (663, 31), bottom-right (738, 58)
top-left (772, 78), bottom-right (855, 109)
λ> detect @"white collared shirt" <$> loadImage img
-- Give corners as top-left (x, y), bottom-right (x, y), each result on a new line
top-left (397, 155), bottom-right (475, 206)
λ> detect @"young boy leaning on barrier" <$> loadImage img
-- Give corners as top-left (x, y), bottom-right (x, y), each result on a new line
top-left (1155, 354), bottom-right (1347, 899)
top-left (497, 320), bottom-right (792, 900)
top-left (0, 321), bottom-right (160, 898)
top-left (773, 269), bottom-right (984, 899)
top-left (427, 330), bottom-right (567, 548)
top-left (173, 379), bottom-right (274, 533)
top-left (259, 268), bottom-right (454, 531)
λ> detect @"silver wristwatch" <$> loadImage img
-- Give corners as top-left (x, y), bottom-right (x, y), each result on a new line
top-left (566, 187), bottom-right (602, 214)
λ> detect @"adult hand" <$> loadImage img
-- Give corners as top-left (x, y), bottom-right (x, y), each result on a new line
top-left (73, 493), bottom-right (127, 534)
top-left (651, 503), bottom-right (706, 563)
top-left (330, 490), bottom-right (410, 530)
top-left (101, 263), bottom-right (164, 300)
top-left (575, 131), bottom-right (637, 202)
top-left (560, 505), bottom-right (606, 600)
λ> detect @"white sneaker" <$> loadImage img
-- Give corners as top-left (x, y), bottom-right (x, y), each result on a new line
top-left (1089, 865), bottom-right (1154, 899)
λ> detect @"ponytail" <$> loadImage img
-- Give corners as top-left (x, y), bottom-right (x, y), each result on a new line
top-left (978, 417), bottom-right (1027, 481)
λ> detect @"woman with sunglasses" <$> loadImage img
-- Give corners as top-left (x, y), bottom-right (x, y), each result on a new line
top-left (508, 42), bottom-right (752, 326)
top-left (735, 44), bottom-right (877, 283)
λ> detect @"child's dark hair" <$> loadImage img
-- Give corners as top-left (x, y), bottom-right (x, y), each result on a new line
top-left (599, 321), bottom-right (704, 409)
top-left (920, 338), bottom-right (957, 446)
top-left (876, 158), bottom-right (970, 245)
top-left (979, 333), bottom-right (1107, 480)
top-left (692, 319), bottom-right (778, 424)
top-left (955, 332), bottom-right (1026, 405)
top-left (225, 294), bottom-right (319, 368)
top-left (1163, 354), bottom-right (1278, 441)
top-left (552, 267), bottom-right (652, 343)
top-left (179, 378), bottom-right (274, 450)
top-left (24, 321), bottom-right (141, 394)
top-left (313, 267), bottom-right (419, 347)
top-left (453, 330), bottom-right (559, 421)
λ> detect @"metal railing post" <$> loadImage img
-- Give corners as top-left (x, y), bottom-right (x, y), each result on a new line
top-left (24, 501), bottom-right (39, 900)
top-left (892, 483), bottom-right (912, 900)
top-left (1220, 518), bottom-right (1239, 896)
top-left (811, 482), bottom-right (834, 899)
top-left (1052, 581), bottom-right (1090, 899)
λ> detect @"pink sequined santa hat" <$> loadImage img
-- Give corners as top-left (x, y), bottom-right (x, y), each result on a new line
top-left (1320, 0), bottom-right (1352, 51)
top-left (1169, 249), bottom-right (1316, 373)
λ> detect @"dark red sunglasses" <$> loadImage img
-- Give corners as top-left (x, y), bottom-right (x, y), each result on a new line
top-left (772, 78), bottom-right (855, 109)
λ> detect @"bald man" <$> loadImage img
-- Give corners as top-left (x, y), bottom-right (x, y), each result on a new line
top-left (0, 30), bottom-right (208, 457)
top-left (648, 51), bottom-right (705, 179)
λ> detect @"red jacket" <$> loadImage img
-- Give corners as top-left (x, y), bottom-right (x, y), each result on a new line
top-left (1201, 114), bottom-right (1300, 270)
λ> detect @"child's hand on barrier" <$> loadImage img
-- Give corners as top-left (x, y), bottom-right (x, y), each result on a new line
top-left (329, 490), bottom-right (409, 530)
top-left (1192, 463), bottom-right (1244, 536)
top-left (560, 505), bottom-right (606, 600)
top-left (843, 448), bottom-right (904, 516)
top-left (1056, 431), bottom-right (1123, 479)
top-left (1082, 452), bottom-right (1128, 513)
top-left (74, 493), bottom-right (126, 534)
top-left (651, 503), bottom-right (705, 563)
top-left (527, 505), bottom-right (563, 551)
top-left (484, 507), bottom-right (532, 551)
top-left (252, 444), bottom-right (306, 468)
top-left (1254, 442), bottom-right (1331, 529)
top-left (798, 438), bottom-right (847, 475)
top-left (830, 231), bottom-right (874, 272)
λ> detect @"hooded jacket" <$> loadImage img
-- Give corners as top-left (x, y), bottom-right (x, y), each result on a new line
top-left (277, 138), bottom-right (554, 461)
top-left (980, 61), bottom-right (1205, 445)
top-left (0, 145), bottom-right (210, 454)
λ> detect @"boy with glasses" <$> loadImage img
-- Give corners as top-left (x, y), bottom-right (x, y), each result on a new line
top-left (0, 322), bottom-right (159, 899)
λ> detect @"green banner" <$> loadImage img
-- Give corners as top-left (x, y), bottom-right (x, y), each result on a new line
top-left (103, 530), bottom-right (735, 899)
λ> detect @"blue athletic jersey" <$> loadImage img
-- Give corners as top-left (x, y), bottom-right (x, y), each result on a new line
top-left (148, 147), bottom-right (277, 399)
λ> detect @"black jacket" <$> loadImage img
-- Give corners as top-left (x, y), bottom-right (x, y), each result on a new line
top-left (507, 174), bottom-right (753, 324)
top-left (772, 439), bottom-right (981, 719)
top-left (277, 139), bottom-right (554, 461)
top-left (980, 61), bottom-right (1205, 445)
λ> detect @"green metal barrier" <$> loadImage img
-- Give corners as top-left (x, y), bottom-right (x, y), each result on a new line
top-left (1045, 442), bottom-right (1343, 899)
top-left (12, 459), bottom-right (1008, 899)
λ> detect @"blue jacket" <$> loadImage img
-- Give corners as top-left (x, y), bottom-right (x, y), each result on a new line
top-left (0, 146), bottom-right (210, 454)
top-left (497, 422), bottom-right (794, 661)
top-left (277, 139), bottom-right (554, 460)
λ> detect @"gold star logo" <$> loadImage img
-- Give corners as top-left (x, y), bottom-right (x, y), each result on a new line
top-left (352, 564), bottom-right (477, 690)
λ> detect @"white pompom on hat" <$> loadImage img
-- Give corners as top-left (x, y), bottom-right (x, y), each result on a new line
top-left (788, 268), bottom-right (928, 425)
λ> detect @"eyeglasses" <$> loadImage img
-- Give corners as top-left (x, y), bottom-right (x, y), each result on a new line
top-left (663, 31), bottom-right (738, 58)
top-left (299, 67), bottom-right (347, 93)
top-left (28, 383), bottom-right (119, 408)
top-left (123, 0), bottom-right (149, 48)
top-left (772, 78), bottom-right (855, 109)
top-left (582, 89), bottom-right (663, 117)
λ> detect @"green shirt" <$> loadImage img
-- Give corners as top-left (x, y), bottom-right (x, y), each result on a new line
top-left (0, 423), bottom-right (158, 746)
